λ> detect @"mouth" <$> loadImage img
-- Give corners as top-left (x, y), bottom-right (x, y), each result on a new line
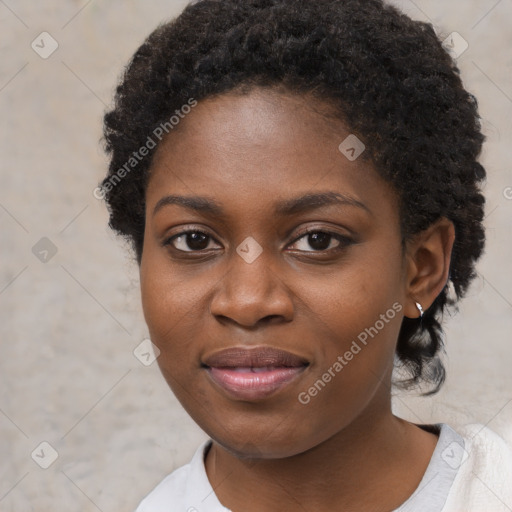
top-left (201, 346), bottom-right (309, 401)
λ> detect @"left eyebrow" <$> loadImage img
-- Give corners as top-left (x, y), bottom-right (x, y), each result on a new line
top-left (152, 191), bottom-right (371, 218)
top-left (273, 191), bottom-right (371, 217)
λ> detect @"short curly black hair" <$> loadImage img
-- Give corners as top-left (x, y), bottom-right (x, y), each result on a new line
top-left (100, 0), bottom-right (486, 395)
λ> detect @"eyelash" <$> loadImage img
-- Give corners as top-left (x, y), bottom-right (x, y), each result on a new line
top-left (162, 227), bottom-right (354, 255)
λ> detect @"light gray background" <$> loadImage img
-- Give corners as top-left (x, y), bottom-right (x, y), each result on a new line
top-left (1, 1), bottom-right (511, 510)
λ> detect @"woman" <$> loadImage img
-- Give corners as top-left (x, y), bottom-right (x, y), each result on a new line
top-left (99, 0), bottom-right (512, 510)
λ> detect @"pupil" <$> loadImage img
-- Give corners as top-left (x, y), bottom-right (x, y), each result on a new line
top-left (309, 232), bottom-right (330, 250)
top-left (188, 232), bottom-right (208, 250)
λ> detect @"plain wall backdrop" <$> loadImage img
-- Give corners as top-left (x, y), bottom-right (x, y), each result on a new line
top-left (1, 1), bottom-right (511, 510)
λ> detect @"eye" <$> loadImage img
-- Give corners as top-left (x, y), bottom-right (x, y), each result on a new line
top-left (288, 230), bottom-right (353, 252)
top-left (163, 228), bottom-right (353, 254)
top-left (163, 230), bottom-right (220, 252)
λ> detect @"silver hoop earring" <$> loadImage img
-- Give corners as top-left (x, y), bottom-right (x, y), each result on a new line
top-left (415, 302), bottom-right (424, 318)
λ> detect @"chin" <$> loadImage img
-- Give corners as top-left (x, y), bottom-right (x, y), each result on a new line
top-left (205, 420), bottom-right (323, 460)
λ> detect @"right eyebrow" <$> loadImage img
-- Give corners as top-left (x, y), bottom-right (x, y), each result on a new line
top-left (153, 195), bottom-right (223, 217)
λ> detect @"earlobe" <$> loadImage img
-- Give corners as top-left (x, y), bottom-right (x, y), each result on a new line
top-left (403, 217), bottom-right (455, 319)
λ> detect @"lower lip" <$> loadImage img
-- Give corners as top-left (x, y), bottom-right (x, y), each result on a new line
top-left (206, 366), bottom-right (307, 400)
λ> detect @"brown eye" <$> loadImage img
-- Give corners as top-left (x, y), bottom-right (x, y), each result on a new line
top-left (164, 231), bottom-right (219, 252)
top-left (289, 230), bottom-right (353, 252)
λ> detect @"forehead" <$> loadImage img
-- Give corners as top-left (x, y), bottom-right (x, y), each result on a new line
top-left (145, 88), bottom-right (397, 221)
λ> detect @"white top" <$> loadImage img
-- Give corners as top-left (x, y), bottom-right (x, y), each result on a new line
top-left (135, 423), bottom-right (512, 512)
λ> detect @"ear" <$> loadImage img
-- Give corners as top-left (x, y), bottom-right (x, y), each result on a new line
top-left (403, 217), bottom-right (455, 319)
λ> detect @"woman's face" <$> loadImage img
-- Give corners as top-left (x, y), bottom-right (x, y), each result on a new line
top-left (140, 88), bottom-right (409, 458)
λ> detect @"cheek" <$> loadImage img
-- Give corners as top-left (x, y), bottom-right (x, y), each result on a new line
top-left (299, 241), bottom-right (404, 346)
top-left (140, 262), bottom-right (209, 408)
top-left (140, 245), bottom-right (198, 358)
top-left (291, 247), bottom-right (404, 420)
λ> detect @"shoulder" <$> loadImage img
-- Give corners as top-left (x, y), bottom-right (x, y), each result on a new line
top-left (134, 440), bottom-right (215, 512)
top-left (457, 422), bottom-right (512, 474)
top-left (443, 423), bottom-right (512, 511)
top-left (135, 464), bottom-right (191, 511)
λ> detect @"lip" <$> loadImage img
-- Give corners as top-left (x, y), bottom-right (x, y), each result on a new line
top-left (202, 346), bottom-right (309, 401)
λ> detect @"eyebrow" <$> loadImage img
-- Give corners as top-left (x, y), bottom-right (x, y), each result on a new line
top-left (152, 191), bottom-right (371, 218)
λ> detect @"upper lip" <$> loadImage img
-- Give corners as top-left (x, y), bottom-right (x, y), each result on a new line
top-left (202, 346), bottom-right (309, 368)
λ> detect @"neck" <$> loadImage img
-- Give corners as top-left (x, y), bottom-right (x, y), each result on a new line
top-left (205, 392), bottom-right (438, 512)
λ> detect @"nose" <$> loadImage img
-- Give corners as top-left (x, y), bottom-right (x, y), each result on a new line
top-left (209, 248), bottom-right (294, 328)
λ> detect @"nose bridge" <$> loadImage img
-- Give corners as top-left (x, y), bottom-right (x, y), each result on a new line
top-left (210, 242), bottom-right (293, 326)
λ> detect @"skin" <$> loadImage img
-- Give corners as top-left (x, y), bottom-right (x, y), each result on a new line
top-left (139, 87), bottom-right (455, 511)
